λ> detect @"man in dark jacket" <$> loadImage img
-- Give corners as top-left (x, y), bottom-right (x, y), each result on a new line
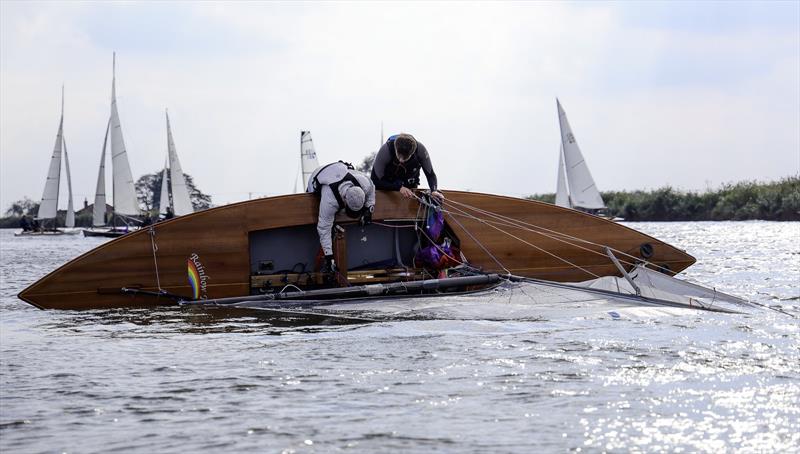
top-left (370, 133), bottom-right (443, 201)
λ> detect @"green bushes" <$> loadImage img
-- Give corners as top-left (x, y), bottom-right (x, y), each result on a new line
top-left (527, 176), bottom-right (800, 221)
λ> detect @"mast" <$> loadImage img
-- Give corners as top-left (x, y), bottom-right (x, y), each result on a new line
top-left (59, 86), bottom-right (75, 228)
top-left (165, 110), bottom-right (193, 216)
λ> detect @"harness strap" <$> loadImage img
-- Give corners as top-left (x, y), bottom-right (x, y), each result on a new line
top-left (311, 160), bottom-right (355, 193)
top-left (329, 172), bottom-right (362, 211)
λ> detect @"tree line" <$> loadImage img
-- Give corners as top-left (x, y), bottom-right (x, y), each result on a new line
top-left (3, 175), bottom-right (798, 228)
top-left (527, 176), bottom-right (800, 221)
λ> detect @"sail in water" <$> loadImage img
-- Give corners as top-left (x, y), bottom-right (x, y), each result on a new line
top-left (108, 53), bottom-right (139, 216)
top-left (556, 99), bottom-right (606, 211)
top-left (300, 131), bottom-right (319, 190)
top-left (158, 110), bottom-right (194, 217)
top-left (34, 87), bottom-right (74, 231)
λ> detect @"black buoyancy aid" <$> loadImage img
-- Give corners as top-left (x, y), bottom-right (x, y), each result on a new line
top-left (313, 161), bottom-right (366, 218)
top-left (385, 136), bottom-right (423, 188)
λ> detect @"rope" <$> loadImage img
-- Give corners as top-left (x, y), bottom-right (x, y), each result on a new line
top-left (442, 198), bottom-right (681, 277)
top-left (148, 226), bottom-right (163, 292)
top-left (373, 221), bottom-right (416, 229)
top-left (434, 198), bottom-right (601, 279)
top-left (444, 207), bottom-right (511, 276)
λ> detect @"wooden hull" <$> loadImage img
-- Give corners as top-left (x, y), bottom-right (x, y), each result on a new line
top-left (18, 191), bottom-right (695, 310)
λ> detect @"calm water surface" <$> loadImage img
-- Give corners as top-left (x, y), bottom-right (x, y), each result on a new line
top-left (1, 222), bottom-right (798, 453)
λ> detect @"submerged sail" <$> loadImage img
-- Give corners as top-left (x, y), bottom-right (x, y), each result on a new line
top-left (108, 53), bottom-right (139, 216)
top-left (93, 120), bottom-right (111, 227)
top-left (63, 141), bottom-right (75, 228)
top-left (165, 112), bottom-right (193, 216)
top-left (300, 131), bottom-right (319, 189)
top-left (555, 144), bottom-right (570, 208)
top-left (36, 95), bottom-right (65, 221)
top-left (556, 99), bottom-right (605, 210)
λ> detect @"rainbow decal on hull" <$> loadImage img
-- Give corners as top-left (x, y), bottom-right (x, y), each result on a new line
top-left (187, 259), bottom-right (201, 299)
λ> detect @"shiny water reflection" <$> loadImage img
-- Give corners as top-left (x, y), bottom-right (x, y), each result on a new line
top-left (1, 223), bottom-right (798, 452)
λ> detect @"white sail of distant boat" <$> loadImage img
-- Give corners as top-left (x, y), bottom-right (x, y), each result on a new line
top-left (63, 141), bottom-right (75, 228)
top-left (36, 104), bottom-right (64, 223)
top-left (92, 120), bottom-right (110, 227)
top-left (85, 54), bottom-right (140, 237)
top-left (556, 99), bottom-right (606, 211)
top-left (108, 53), bottom-right (139, 216)
top-left (158, 161), bottom-right (170, 217)
top-left (300, 131), bottom-right (319, 190)
top-left (34, 87), bottom-right (74, 231)
top-left (555, 144), bottom-right (569, 208)
top-left (158, 110), bottom-right (194, 217)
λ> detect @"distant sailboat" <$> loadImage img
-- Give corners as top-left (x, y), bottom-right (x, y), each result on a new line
top-left (157, 110), bottom-right (194, 218)
top-left (17, 87), bottom-right (76, 236)
top-left (84, 53), bottom-right (141, 238)
top-left (295, 130), bottom-right (319, 192)
top-left (555, 99), bottom-right (607, 214)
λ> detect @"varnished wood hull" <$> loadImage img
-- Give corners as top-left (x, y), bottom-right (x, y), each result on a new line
top-left (18, 191), bottom-right (695, 310)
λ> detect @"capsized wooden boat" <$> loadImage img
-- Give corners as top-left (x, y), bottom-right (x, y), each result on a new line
top-left (18, 190), bottom-right (695, 310)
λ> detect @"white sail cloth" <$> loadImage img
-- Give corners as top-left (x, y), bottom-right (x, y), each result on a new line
top-left (36, 114), bottom-right (63, 221)
top-left (108, 54), bottom-right (139, 216)
top-left (166, 112), bottom-right (193, 216)
top-left (300, 131), bottom-right (319, 190)
top-left (63, 143), bottom-right (75, 228)
top-left (92, 120), bottom-right (110, 227)
top-left (158, 165), bottom-right (170, 216)
top-left (36, 89), bottom-right (74, 227)
top-left (555, 144), bottom-right (570, 208)
top-left (556, 99), bottom-right (606, 210)
top-left (91, 54), bottom-right (140, 225)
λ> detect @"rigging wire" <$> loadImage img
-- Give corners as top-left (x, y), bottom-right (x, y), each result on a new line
top-left (148, 226), bottom-right (163, 292)
top-left (443, 197), bottom-right (681, 277)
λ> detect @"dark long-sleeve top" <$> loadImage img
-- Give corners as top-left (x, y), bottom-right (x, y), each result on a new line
top-left (370, 140), bottom-right (437, 192)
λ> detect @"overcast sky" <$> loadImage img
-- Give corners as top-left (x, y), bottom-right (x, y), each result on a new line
top-left (1, 1), bottom-right (798, 211)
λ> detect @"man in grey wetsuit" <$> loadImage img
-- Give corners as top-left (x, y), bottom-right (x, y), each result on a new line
top-left (307, 161), bottom-right (376, 275)
top-left (370, 133), bottom-right (444, 201)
